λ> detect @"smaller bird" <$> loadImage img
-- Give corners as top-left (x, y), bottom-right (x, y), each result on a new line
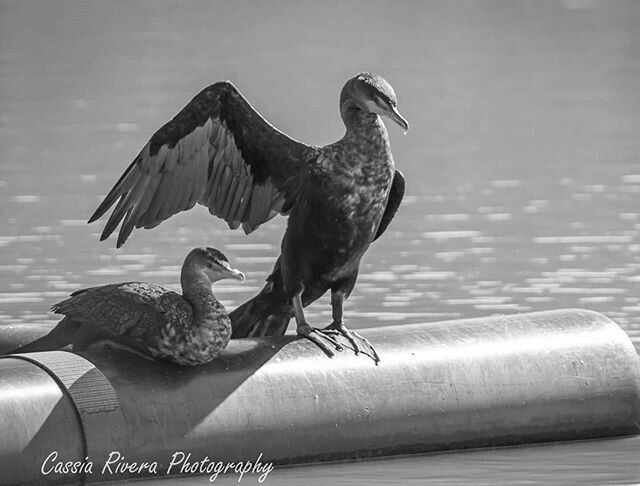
top-left (10, 247), bottom-right (244, 366)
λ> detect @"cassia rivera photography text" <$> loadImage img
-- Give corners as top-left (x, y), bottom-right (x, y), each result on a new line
top-left (41, 450), bottom-right (274, 483)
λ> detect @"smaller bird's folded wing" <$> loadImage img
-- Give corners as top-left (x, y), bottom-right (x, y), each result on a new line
top-left (89, 82), bottom-right (313, 247)
top-left (373, 170), bottom-right (405, 242)
top-left (51, 283), bottom-right (173, 337)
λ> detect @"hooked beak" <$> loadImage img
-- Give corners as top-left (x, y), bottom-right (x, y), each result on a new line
top-left (218, 262), bottom-right (245, 282)
top-left (387, 105), bottom-right (409, 133)
top-left (225, 267), bottom-right (245, 281)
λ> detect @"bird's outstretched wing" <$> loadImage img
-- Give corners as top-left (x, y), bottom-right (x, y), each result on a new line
top-left (89, 82), bottom-right (314, 247)
top-left (373, 170), bottom-right (405, 242)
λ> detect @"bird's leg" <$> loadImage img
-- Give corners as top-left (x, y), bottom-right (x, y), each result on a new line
top-left (293, 292), bottom-right (343, 358)
top-left (323, 290), bottom-right (380, 364)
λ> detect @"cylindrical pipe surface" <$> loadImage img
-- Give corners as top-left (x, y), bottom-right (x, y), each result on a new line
top-left (0, 309), bottom-right (638, 484)
top-left (0, 324), bottom-right (57, 355)
top-left (0, 359), bottom-right (84, 486)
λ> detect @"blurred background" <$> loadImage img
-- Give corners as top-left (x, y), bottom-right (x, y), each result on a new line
top-left (1, 0), bottom-right (639, 484)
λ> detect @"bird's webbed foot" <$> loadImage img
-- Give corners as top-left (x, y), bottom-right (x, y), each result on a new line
top-left (296, 322), bottom-right (344, 358)
top-left (292, 291), bottom-right (343, 358)
top-left (324, 289), bottom-right (380, 364)
top-left (323, 320), bottom-right (380, 364)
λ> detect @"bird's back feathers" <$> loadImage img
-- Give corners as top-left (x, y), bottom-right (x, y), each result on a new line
top-left (51, 282), bottom-right (190, 338)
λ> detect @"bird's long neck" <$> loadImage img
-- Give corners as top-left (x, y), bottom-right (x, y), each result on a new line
top-left (180, 268), bottom-right (221, 325)
top-left (339, 101), bottom-right (392, 170)
top-left (340, 101), bottom-right (390, 150)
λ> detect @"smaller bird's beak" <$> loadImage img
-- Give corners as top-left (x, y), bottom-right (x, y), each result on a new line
top-left (225, 267), bottom-right (245, 281)
top-left (388, 105), bottom-right (409, 133)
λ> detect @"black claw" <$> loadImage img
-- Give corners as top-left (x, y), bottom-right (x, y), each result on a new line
top-left (305, 333), bottom-right (336, 358)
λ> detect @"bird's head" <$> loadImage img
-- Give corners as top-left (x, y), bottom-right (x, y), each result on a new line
top-left (184, 247), bottom-right (245, 283)
top-left (340, 72), bottom-right (409, 132)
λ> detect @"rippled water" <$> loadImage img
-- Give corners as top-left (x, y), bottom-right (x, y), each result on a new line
top-left (1, 0), bottom-right (640, 484)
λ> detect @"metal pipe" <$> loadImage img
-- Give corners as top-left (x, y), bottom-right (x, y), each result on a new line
top-left (0, 309), bottom-right (639, 485)
top-left (0, 323), bottom-right (57, 355)
top-left (0, 358), bottom-right (84, 486)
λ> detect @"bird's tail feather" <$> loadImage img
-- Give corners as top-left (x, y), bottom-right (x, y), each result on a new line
top-left (9, 318), bottom-right (79, 354)
top-left (230, 284), bottom-right (292, 338)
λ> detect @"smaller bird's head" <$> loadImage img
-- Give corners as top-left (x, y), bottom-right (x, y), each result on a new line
top-left (185, 247), bottom-right (245, 283)
top-left (340, 72), bottom-right (409, 132)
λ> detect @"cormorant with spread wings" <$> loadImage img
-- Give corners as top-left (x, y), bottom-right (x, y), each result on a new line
top-left (89, 72), bottom-right (408, 363)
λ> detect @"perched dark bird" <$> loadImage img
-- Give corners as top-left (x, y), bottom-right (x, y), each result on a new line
top-left (10, 247), bottom-right (245, 366)
top-left (88, 72), bottom-right (407, 362)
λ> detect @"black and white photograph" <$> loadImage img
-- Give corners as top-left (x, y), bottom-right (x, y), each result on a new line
top-left (1, 1), bottom-right (639, 485)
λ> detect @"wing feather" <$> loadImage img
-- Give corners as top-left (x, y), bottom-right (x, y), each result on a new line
top-left (373, 170), bottom-right (405, 242)
top-left (52, 283), bottom-right (184, 337)
top-left (151, 145), bottom-right (169, 173)
top-left (214, 166), bottom-right (233, 213)
top-left (139, 173), bottom-right (170, 227)
top-left (92, 158), bottom-right (141, 227)
top-left (163, 139), bottom-right (180, 172)
top-left (130, 172), bottom-right (163, 229)
top-left (157, 176), bottom-right (183, 221)
top-left (89, 81), bottom-right (314, 247)
top-left (188, 143), bottom-right (210, 209)
top-left (178, 140), bottom-right (201, 211)
top-left (226, 176), bottom-right (246, 222)
top-left (232, 178), bottom-right (253, 226)
top-left (246, 184), bottom-right (273, 232)
top-left (203, 146), bottom-right (226, 205)
top-left (220, 176), bottom-right (240, 218)
top-left (117, 172), bottom-right (153, 244)
top-left (208, 119), bottom-right (221, 148)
